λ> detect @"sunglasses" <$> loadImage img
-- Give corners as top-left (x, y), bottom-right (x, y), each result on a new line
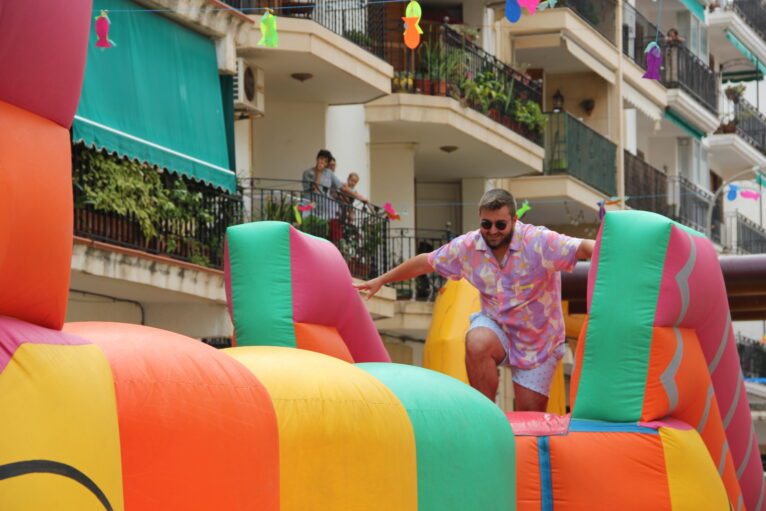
top-left (480, 220), bottom-right (509, 230)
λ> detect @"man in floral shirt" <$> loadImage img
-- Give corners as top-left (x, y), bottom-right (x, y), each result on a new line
top-left (356, 189), bottom-right (594, 411)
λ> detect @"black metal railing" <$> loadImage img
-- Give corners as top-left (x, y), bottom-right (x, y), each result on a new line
top-left (671, 175), bottom-right (714, 234)
top-left (624, 151), bottom-right (670, 216)
top-left (388, 228), bottom-right (454, 301)
top-left (556, 0), bottom-right (617, 44)
top-left (622, 2), bottom-right (659, 71)
top-left (663, 42), bottom-right (718, 114)
top-left (733, 0), bottom-right (766, 42)
top-left (235, 0), bottom-right (387, 58)
top-left (387, 22), bottom-right (545, 145)
top-left (737, 212), bottom-right (766, 254)
top-left (544, 111), bottom-right (617, 196)
top-left (72, 147), bottom-right (242, 269)
top-left (240, 178), bottom-right (390, 280)
top-left (733, 98), bottom-right (766, 152)
top-left (737, 334), bottom-right (766, 378)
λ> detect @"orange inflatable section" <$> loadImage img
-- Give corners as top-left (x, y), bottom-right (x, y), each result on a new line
top-left (548, 431), bottom-right (671, 511)
top-left (0, 100), bottom-right (72, 330)
top-left (515, 437), bottom-right (542, 510)
top-left (641, 327), bottom-right (741, 506)
top-left (63, 322), bottom-right (280, 511)
top-left (294, 323), bottom-right (354, 363)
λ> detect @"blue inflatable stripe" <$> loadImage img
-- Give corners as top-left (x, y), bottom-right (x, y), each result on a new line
top-left (568, 419), bottom-right (659, 434)
top-left (538, 436), bottom-right (553, 511)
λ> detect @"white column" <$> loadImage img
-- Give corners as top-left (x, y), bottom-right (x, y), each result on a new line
top-left (461, 178), bottom-right (488, 233)
top-left (370, 143), bottom-right (417, 230)
top-left (624, 108), bottom-right (637, 156)
top-left (252, 99), bottom-right (327, 181)
top-left (234, 118), bottom-right (252, 178)
top-left (325, 104), bottom-right (371, 198)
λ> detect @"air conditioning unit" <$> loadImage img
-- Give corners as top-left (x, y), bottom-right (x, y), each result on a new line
top-left (233, 58), bottom-right (265, 116)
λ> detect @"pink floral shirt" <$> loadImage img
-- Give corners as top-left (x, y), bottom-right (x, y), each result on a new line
top-left (428, 221), bottom-right (582, 369)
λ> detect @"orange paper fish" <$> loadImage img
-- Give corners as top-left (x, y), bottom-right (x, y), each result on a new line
top-left (402, 17), bottom-right (421, 49)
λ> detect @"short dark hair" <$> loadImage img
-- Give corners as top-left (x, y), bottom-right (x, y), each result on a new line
top-left (317, 149), bottom-right (332, 160)
top-left (479, 188), bottom-right (517, 214)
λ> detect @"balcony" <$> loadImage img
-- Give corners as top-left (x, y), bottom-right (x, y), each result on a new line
top-left (556, 0), bottom-right (617, 44)
top-left (384, 23), bottom-right (544, 146)
top-left (72, 146), bottom-right (243, 270)
top-left (387, 228), bottom-right (454, 301)
top-left (708, 96), bottom-right (766, 179)
top-left (709, 0), bottom-right (766, 83)
top-left (240, 178), bottom-right (391, 280)
top-left (736, 213), bottom-right (766, 254)
top-left (544, 111), bottom-right (617, 196)
top-left (738, 334), bottom-right (766, 378)
top-left (237, 0), bottom-right (392, 104)
top-left (624, 151), bottom-right (670, 216)
top-left (669, 175), bottom-right (716, 235)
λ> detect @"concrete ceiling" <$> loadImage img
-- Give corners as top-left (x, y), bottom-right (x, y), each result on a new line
top-left (369, 120), bottom-right (542, 182)
top-left (515, 43), bottom-right (593, 75)
top-left (240, 49), bottom-right (389, 105)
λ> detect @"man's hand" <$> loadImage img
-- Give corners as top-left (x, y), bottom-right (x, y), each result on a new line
top-left (354, 277), bottom-right (383, 299)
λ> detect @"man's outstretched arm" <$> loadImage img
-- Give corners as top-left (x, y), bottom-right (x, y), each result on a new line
top-left (354, 253), bottom-right (435, 299)
top-left (576, 239), bottom-right (595, 260)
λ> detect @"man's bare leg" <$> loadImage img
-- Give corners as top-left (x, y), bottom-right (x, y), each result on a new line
top-left (513, 382), bottom-right (548, 412)
top-left (465, 327), bottom-right (506, 401)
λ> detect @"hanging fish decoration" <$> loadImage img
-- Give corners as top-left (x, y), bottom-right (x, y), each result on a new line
top-left (741, 190), bottom-right (761, 200)
top-left (403, 16), bottom-right (421, 49)
top-left (405, 0), bottom-right (423, 35)
top-left (537, 0), bottom-right (557, 10)
top-left (642, 41), bottom-right (662, 80)
top-left (259, 10), bottom-right (278, 48)
top-left (516, 200), bottom-right (531, 219)
top-left (517, 0), bottom-right (542, 15)
top-left (94, 10), bottom-right (116, 48)
top-left (383, 203), bottom-right (400, 221)
top-left (727, 184), bottom-right (740, 201)
top-left (597, 200), bottom-right (606, 222)
top-left (505, 0), bottom-right (522, 22)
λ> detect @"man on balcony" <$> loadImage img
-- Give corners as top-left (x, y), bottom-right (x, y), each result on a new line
top-left (355, 189), bottom-right (595, 411)
top-left (302, 149), bottom-right (368, 208)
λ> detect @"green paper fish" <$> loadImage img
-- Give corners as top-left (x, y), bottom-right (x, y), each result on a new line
top-left (516, 200), bottom-right (531, 219)
top-left (259, 11), bottom-right (278, 47)
top-left (405, 0), bottom-right (423, 34)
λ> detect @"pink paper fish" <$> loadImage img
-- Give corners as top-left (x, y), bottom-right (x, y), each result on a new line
top-left (297, 202), bottom-right (315, 212)
top-left (517, 0), bottom-right (542, 15)
top-left (383, 202), bottom-right (400, 221)
top-left (740, 190), bottom-right (761, 200)
top-left (94, 10), bottom-right (115, 48)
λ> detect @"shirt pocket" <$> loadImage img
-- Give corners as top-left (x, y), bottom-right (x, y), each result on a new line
top-left (513, 280), bottom-right (536, 302)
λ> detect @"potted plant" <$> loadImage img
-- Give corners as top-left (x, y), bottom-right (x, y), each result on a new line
top-left (342, 29), bottom-right (375, 52)
top-left (514, 99), bottom-right (547, 134)
top-left (718, 114), bottom-right (738, 133)
top-left (725, 84), bottom-right (746, 103)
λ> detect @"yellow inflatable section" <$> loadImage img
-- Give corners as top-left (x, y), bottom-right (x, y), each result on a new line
top-left (423, 279), bottom-right (567, 414)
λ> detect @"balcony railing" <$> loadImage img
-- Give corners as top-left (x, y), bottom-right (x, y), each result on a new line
top-left (386, 22), bottom-right (544, 146)
top-left (624, 151), bottom-right (670, 216)
top-left (733, 0), bottom-right (766, 42)
top-left (736, 212), bottom-right (766, 254)
top-left (622, 2), bottom-right (658, 72)
top-left (230, 0), bottom-right (387, 59)
top-left (240, 178), bottom-right (390, 280)
top-left (72, 146), bottom-right (243, 269)
top-left (557, 0), bottom-right (617, 44)
top-left (544, 111), bottom-right (617, 196)
top-left (670, 175), bottom-right (715, 234)
top-left (737, 334), bottom-right (766, 378)
top-left (728, 97), bottom-right (766, 152)
top-left (387, 228), bottom-right (454, 301)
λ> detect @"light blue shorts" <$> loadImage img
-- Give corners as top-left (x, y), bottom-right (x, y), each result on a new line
top-left (468, 312), bottom-right (564, 397)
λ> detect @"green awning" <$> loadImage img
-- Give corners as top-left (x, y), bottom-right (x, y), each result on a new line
top-left (664, 109), bottom-right (704, 140)
top-left (679, 0), bottom-right (705, 21)
top-left (724, 29), bottom-right (766, 79)
top-left (73, 0), bottom-right (236, 192)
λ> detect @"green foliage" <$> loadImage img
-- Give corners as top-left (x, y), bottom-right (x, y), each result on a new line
top-left (514, 99), bottom-right (547, 132)
top-left (343, 29), bottom-right (375, 48)
top-left (75, 148), bottom-right (168, 239)
top-left (302, 216), bottom-right (329, 238)
top-left (73, 145), bottom-right (235, 268)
